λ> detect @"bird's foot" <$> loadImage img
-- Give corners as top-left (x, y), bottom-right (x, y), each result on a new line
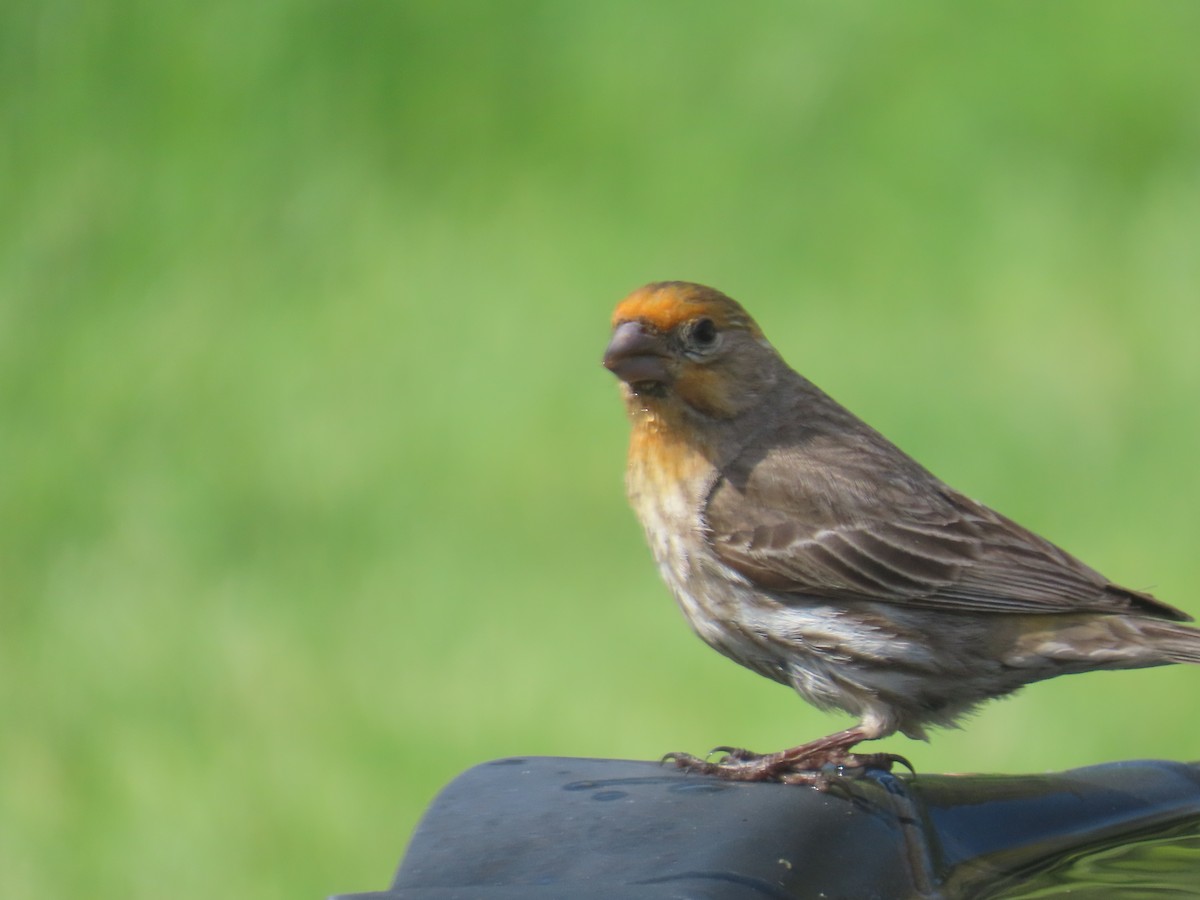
top-left (662, 743), bottom-right (911, 787)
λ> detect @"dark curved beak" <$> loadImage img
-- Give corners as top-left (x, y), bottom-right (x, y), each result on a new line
top-left (603, 321), bottom-right (671, 386)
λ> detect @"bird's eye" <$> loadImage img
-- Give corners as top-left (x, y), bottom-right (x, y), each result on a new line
top-left (686, 317), bottom-right (720, 351)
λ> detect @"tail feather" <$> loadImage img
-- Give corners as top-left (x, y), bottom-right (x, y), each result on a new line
top-left (1140, 619), bottom-right (1200, 664)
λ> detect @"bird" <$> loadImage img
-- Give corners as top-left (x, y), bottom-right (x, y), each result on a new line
top-left (602, 280), bottom-right (1199, 784)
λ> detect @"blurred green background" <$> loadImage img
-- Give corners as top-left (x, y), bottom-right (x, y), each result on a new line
top-left (4, 2), bottom-right (1199, 896)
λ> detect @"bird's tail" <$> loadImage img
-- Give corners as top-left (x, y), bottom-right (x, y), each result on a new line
top-left (1139, 619), bottom-right (1200, 665)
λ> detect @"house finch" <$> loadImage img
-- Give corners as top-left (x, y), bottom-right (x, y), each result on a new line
top-left (603, 280), bottom-right (1199, 784)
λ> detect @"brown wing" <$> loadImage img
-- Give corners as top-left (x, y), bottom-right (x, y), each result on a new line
top-left (704, 432), bottom-right (1188, 622)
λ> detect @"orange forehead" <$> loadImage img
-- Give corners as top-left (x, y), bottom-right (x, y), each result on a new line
top-left (611, 281), bottom-right (761, 336)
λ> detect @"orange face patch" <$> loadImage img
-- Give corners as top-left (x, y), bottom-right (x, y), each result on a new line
top-left (612, 282), bottom-right (761, 338)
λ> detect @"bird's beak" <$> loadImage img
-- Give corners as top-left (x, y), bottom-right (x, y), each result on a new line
top-left (603, 321), bottom-right (672, 388)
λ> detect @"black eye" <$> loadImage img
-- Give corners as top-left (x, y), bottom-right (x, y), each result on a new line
top-left (689, 317), bottom-right (718, 348)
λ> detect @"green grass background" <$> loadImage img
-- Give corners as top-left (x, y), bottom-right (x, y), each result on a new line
top-left (4, 2), bottom-right (1200, 896)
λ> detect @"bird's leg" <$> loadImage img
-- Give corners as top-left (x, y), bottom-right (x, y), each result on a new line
top-left (664, 724), bottom-right (910, 784)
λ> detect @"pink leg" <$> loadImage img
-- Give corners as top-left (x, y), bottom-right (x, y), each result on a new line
top-left (663, 724), bottom-right (910, 785)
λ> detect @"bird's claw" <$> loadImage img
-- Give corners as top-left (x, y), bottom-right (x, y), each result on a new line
top-left (660, 751), bottom-right (710, 771)
top-left (706, 745), bottom-right (756, 762)
top-left (662, 745), bottom-right (912, 788)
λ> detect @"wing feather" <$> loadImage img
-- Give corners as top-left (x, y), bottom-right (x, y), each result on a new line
top-left (704, 428), bottom-right (1188, 622)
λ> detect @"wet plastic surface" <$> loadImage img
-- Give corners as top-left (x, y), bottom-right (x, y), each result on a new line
top-left (328, 756), bottom-right (1200, 899)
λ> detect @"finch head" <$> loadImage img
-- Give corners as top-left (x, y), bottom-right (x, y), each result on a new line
top-left (603, 281), bottom-right (781, 419)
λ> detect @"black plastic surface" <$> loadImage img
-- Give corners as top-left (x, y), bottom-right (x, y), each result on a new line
top-left (329, 756), bottom-right (1200, 899)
